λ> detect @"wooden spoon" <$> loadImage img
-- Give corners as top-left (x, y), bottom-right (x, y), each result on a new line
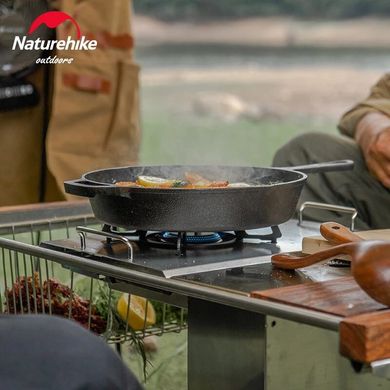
top-left (271, 222), bottom-right (360, 270)
top-left (319, 222), bottom-right (362, 266)
top-left (320, 222), bottom-right (362, 245)
top-left (271, 240), bottom-right (390, 306)
top-left (272, 241), bottom-right (355, 270)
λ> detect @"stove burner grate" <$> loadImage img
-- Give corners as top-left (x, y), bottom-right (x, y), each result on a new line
top-left (101, 224), bottom-right (282, 256)
top-left (145, 231), bottom-right (238, 252)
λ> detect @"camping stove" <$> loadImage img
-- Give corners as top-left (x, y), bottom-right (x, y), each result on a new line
top-left (40, 223), bottom-right (294, 278)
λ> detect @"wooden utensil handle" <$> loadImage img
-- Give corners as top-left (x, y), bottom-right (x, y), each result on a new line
top-left (271, 242), bottom-right (357, 270)
top-left (320, 222), bottom-right (362, 245)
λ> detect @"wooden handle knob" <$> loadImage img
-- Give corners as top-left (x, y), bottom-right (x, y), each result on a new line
top-left (320, 222), bottom-right (362, 245)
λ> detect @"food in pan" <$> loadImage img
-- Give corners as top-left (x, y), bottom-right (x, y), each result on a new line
top-left (184, 172), bottom-right (229, 188)
top-left (114, 181), bottom-right (140, 187)
top-left (138, 175), bottom-right (187, 188)
top-left (115, 177), bottom-right (184, 188)
top-left (115, 172), bottom-right (251, 188)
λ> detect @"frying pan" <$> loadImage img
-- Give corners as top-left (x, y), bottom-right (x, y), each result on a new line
top-left (64, 160), bottom-right (353, 232)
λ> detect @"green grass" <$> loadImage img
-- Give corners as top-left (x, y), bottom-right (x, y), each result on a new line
top-left (139, 83), bottom-right (337, 166)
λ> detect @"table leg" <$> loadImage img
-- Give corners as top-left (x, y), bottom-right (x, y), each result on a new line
top-left (188, 298), bottom-right (265, 390)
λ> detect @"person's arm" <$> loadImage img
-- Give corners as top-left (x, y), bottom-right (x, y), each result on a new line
top-left (338, 73), bottom-right (390, 188)
top-left (338, 73), bottom-right (390, 137)
top-left (355, 112), bottom-right (390, 188)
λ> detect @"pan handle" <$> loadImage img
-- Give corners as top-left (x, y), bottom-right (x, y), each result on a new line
top-left (284, 160), bottom-right (354, 174)
top-left (64, 179), bottom-right (114, 198)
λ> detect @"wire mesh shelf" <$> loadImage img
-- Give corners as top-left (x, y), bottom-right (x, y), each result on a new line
top-left (0, 202), bottom-right (187, 344)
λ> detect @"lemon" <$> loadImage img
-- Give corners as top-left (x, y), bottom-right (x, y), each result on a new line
top-left (136, 175), bottom-right (174, 188)
top-left (117, 294), bottom-right (156, 330)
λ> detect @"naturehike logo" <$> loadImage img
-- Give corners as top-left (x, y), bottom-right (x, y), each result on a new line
top-left (12, 11), bottom-right (97, 64)
top-left (28, 11), bottom-right (81, 39)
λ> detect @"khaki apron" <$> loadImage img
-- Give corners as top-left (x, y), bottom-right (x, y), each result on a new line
top-left (0, 68), bottom-right (45, 206)
top-left (0, 0), bottom-right (141, 205)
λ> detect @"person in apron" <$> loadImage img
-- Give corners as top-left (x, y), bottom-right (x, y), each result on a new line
top-left (273, 73), bottom-right (390, 229)
top-left (0, 0), bottom-right (141, 205)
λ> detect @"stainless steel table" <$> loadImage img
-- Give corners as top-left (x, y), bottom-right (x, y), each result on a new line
top-left (0, 202), bottom-right (388, 389)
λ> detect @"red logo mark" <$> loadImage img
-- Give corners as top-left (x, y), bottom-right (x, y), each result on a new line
top-left (28, 11), bottom-right (81, 39)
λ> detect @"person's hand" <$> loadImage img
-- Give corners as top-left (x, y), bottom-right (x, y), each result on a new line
top-left (356, 113), bottom-right (390, 188)
top-left (364, 128), bottom-right (390, 188)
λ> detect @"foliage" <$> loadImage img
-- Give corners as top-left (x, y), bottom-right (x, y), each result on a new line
top-left (75, 279), bottom-right (187, 381)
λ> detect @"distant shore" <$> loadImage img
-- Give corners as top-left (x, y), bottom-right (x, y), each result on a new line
top-left (133, 15), bottom-right (390, 48)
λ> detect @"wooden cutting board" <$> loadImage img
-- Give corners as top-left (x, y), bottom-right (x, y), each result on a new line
top-left (302, 229), bottom-right (390, 255)
top-left (251, 277), bottom-right (390, 363)
top-left (340, 310), bottom-right (390, 363)
top-left (250, 276), bottom-right (386, 317)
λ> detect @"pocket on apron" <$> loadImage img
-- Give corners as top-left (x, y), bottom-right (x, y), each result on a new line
top-left (104, 60), bottom-right (141, 165)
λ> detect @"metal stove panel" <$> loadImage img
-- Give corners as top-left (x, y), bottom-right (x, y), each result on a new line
top-left (41, 237), bottom-right (277, 278)
top-left (40, 220), bottom-right (323, 279)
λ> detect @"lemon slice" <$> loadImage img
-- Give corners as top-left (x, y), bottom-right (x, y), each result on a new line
top-left (117, 294), bottom-right (156, 330)
top-left (136, 175), bottom-right (175, 188)
top-left (136, 175), bottom-right (186, 188)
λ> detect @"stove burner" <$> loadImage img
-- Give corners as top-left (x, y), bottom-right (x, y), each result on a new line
top-left (145, 231), bottom-right (238, 253)
top-left (161, 232), bottom-right (222, 244)
top-left (102, 224), bottom-right (282, 256)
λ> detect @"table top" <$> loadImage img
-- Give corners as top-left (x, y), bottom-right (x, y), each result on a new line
top-left (178, 219), bottom-right (350, 295)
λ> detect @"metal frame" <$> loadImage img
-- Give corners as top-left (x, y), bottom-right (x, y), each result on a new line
top-left (0, 201), bottom-right (388, 388)
top-left (77, 226), bottom-right (134, 262)
top-left (0, 201), bottom-right (341, 329)
top-left (0, 233), bottom-right (340, 330)
top-left (298, 201), bottom-right (358, 230)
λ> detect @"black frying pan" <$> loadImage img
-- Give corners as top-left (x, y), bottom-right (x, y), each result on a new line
top-left (64, 160), bottom-right (353, 232)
